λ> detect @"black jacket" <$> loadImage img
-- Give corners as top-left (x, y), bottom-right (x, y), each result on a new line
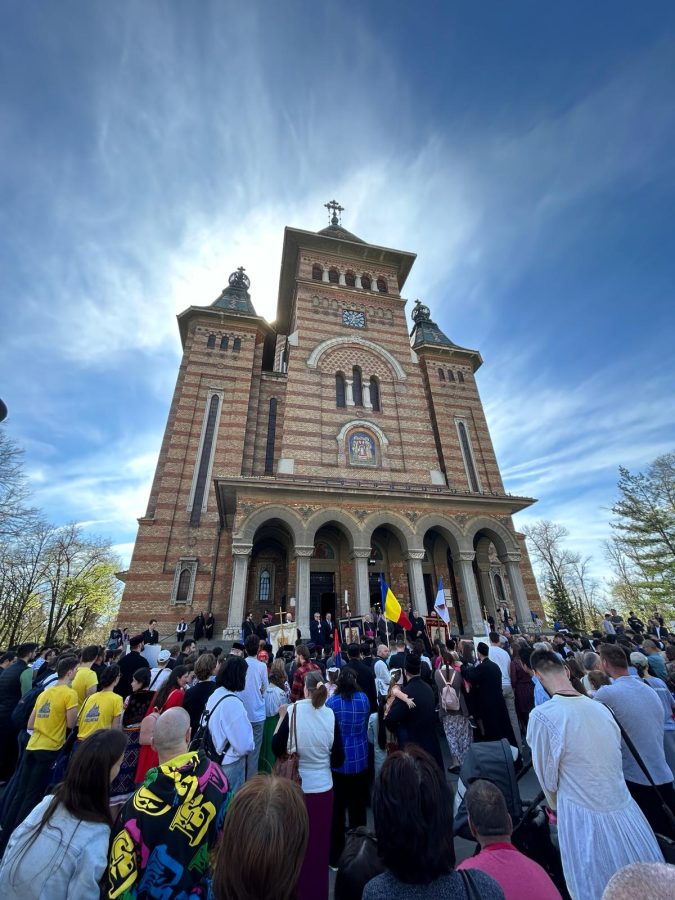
top-left (344, 659), bottom-right (377, 713)
top-left (115, 650), bottom-right (150, 699)
top-left (384, 676), bottom-right (443, 769)
top-left (142, 628), bottom-right (159, 646)
top-left (461, 658), bottom-right (515, 744)
top-left (310, 620), bottom-right (325, 647)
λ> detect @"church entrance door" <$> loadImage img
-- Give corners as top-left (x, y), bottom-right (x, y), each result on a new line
top-left (310, 572), bottom-right (335, 619)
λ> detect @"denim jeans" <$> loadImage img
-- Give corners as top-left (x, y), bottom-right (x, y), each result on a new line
top-left (221, 757), bottom-right (246, 795)
top-left (247, 720), bottom-right (265, 780)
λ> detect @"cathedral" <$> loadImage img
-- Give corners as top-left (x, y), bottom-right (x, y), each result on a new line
top-left (118, 202), bottom-right (543, 640)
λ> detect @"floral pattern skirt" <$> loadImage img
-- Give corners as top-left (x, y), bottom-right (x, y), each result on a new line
top-left (442, 714), bottom-right (472, 764)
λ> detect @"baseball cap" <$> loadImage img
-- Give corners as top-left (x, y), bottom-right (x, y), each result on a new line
top-left (157, 649), bottom-right (171, 663)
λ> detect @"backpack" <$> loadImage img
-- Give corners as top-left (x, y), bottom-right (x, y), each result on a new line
top-left (189, 694), bottom-right (236, 765)
top-left (440, 667), bottom-right (460, 712)
top-left (11, 683), bottom-right (46, 731)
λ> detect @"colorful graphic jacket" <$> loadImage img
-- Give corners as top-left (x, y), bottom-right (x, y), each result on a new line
top-left (108, 750), bottom-right (231, 899)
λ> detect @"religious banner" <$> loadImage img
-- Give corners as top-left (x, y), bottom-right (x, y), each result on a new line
top-left (339, 616), bottom-right (364, 645)
top-left (425, 615), bottom-right (450, 646)
top-left (348, 431), bottom-right (377, 467)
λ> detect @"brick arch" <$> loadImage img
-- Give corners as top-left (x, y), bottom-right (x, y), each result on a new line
top-left (235, 505), bottom-right (304, 546)
top-left (360, 511), bottom-right (417, 554)
top-left (303, 509), bottom-right (360, 551)
top-left (306, 336), bottom-right (407, 380)
top-left (465, 516), bottom-right (519, 558)
top-left (322, 346), bottom-right (391, 381)
top-left (413, 513), bottom-right (468, 557)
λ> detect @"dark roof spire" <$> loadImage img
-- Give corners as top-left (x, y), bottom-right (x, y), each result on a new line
top-left (410, 299), bottom-right (457, 350)
top-left (317, 199), bottom-right (365, 244)
top-left (211, 266), bottom-right (258, 315)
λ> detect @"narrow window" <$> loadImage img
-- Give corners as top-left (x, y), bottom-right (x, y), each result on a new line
top-left (458, 370), bottom-right (465, 383)
top-left (370, 377), bottom-right (380, 412)
top-left (259, 568), bottom-right (271, 602)
top-left (352, 366), bottom-right (363, 406)
top-left (220, 335), bottom-right (229, 351)
top-left (376, 277), bottom-right (388, 293)
top-left (345, 271), bottom-right (356, 287)
top-left (438, 368), bottom-right (445, 381)
top-left (335, 373), bottom-right (346, 408)
top-left (328, 268), bottom-right (339, 284)
top-left (233, 337), bottom-right (241, 353)
top-left (176, 568), bottom-right (192, 603)
top-left (312, 264), bottom-right (323, 281)
top-left (361, 274), bottom-right (372, 290)
top-left (457, 420), bottom-right (480, 492)
top-left (207, 333), bottom-right (216, 349)
top-left (264, 398), bottom-right (278, 475)
top-left (190, 394), bottom-right (220, 526)
top-left (447, 369), bottom-right (455, 382)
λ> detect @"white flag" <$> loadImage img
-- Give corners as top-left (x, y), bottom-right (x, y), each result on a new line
top-left (433, 577), bottom-right (450, 625)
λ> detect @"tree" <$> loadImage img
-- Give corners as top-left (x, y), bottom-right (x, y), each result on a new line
top-left (545, 577), bottom-right (582, 632)
top-left (0, 426), bottom-right (37, 539)
top-left (610, 452), bottom-right (675, 611)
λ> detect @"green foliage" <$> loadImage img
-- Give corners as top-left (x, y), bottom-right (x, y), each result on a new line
top-left (544, 577), bottom-right (583, 632)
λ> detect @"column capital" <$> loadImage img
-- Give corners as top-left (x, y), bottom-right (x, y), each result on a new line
top-left (351, 547), bottom-right (372, 560)
top-left (232, 544), bottom-right (253, 557)
top-left (294, 545), bottom-right (315, 558)
top-left (405, 549), bottom-right (426, 562)
top-left (454, 550), bottom-right (476, 564)
top-left (499, 552), bottom-right (522, 565)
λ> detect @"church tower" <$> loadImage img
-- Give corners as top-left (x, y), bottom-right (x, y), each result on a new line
top-left (118, 203), bottom-right (542, 638)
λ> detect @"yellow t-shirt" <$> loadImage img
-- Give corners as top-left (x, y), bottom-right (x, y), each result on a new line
top-left (72, 666), bottom-right (98, 708)
top-left (78, 690), bottom-right (123, 740)
top-left (27, 684), bottom-right (79, 751)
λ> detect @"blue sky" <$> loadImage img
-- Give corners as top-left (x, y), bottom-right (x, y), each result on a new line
top-left (2, 2), bottom-right (674, 582)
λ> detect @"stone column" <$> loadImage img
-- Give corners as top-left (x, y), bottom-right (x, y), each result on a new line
top-left (406, 550), bottom-right (427, 615)
top-left (338, 271), bottom-right (346, 286)
top-left (345, 378), bottom-right (355, 406)
top-left (321, 266), bottom-right (329, 283)
top-left (500, 553), bottom-right (531, 627)
top-left (477, 564), bottom-right (496, 623)
top-left (351, 548), bottom-right (372, 616)
top-left (355, 274), bottom-right (363, 289)
top-left (362, 382), bottom-right (373, 409)
top-left (454, 550), bottom-right (485, 635)
top-left (294, 546), bottom-right (314, 638)
top-left (225, 544), bottom-right (252, 639)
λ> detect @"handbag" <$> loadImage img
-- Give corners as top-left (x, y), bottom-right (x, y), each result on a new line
top-left (273, 704), bottom-right (302, 786)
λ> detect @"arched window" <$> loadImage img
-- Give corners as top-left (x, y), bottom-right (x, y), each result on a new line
top-left (447, 369), bottom-right (455, 382)
top-left (328, 268), bottom-right (339, 284)
top-left (207, 333), bottom-right (216, 349)
top-left (233, 337), bottom-right (241, 353)
top-left (352, 366), bottom-right (363, 406)
top-left (457, 420), bottom-right (480, 492)
top-left (264, 398), bottom-right (278, 475)
top-left (176, 568), bottom-right (192, 604)
top-left (458, 370), bottom-right (465, 383)
top-left (220, 335), bottom-right (229, 351)
top-left (258, 568), bottom-right (271, 602)
top-left (376, 277), bottom-right (388, 293)
top-left (190, 393), bottom-right (220, 526)
top-left (370, 376), bottom-right (380, 412)
top-left (361, 274), bottom-right (372, 290)
top-left (438, 367), bottom-right (445, 381)
top-left (312, 264), bottom-right (323, 281)
top-left (345, 271), bottom-right (356, 287)
top-left (494, 573), bottom-right (507, 607)
top-left (335, 372), bottom-right (346, 408)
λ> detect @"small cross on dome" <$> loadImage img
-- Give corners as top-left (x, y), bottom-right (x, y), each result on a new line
top-left (324, 199), bottom-right (344, 226)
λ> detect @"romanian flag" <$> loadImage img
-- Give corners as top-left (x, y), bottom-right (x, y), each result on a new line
top-left (380, 574), bottom-right (412, 631)
top-left (333, 620), bottom-right (343, 668)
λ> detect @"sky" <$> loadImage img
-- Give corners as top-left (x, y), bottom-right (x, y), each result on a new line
top-left (1, 1), bottom-right (674, 585)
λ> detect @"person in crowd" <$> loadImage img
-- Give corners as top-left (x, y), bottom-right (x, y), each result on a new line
top-left (602, 861), bottom-right (675, 899)
top-left (205, 611), bottom-right (215, 641)
top-left (610, 609), bottom-right (625, 635)
top-left (595, 643), bottom-right (675, 835)
top-left (176, 638), bottom-right (196, 666)
top-left (115, 634), bottom-right (149, 699)
top-left (327, 668), bottom-right (370, 867)
top-left (310, 612), bottom-right (326, 652)
top-left (204, 656), bottom-right (255, 793)
top-left (192, 610), bottom-right (206, 642)
top-left (631, 651), bottom-right (675, 775)
top-left (237, 634), bottom-right (269, 778)
top-left (586, 670), bottom-right (611, 697)
top-left (77, 664), bottom-right (123, 742)
top-left (212, 774), bottom-right (308, 900)
top-left (33, 648), bottom-right (56, 682)
top-left (259, 660), bottom-right (288, 773)
top-left (148, 647), bottom-right (172, 692)
top-left (603, 614), bottom-right (616, 636)
top-left (0, 729), bottom-right (127, 898)
top-left (0, 643), bottom-right (39, 780)
top-left (290, 643), bottom-right (321, 702)
top-left (71, 645), bottom-right (100, 709)
top-left (272, 670), bottom-right (344, 900)
top-left (90, 646), bottom-right (107, 680)
top-left (388, 636), bottom-right (407, 672)
top-left (527, 649), bottom-right (664, 900)
top-left (364, 747), bottom-right (503, 899)
top-left (0, 656), bottom-right (79, 847)
top-left (334, 827), bottom-right (386, 900)
top-left (435, 648), bottom-right (471, 772)
top-left (384, 653), bottom-right (444, 770)
top-left (109, 667), bottom-right (154, 807)
top-left (408, 609), bottom-right (432, 656)
top-left (109, 708), bottom-right (230, 898)
top-left (627, 611), bottom-right (645, 634)
top-left (457, 778), bottom-right (561, 899)
top-left (368, 698), bottom-right (389, 781)
top-left (343, 644), bottom-right (377, 712)
top-left (183, 652), bottom-right (217, 734)
top-left (565, 656), bottom-right (588, 695)
top-left (322, 612), bottom-right (335, 645)
top-left (176, 617), bottom-right (188, 643)
top-left (373, 644), bottom-right (390, 700)
top-left (0, 650), bottom-right (18, 670)
top-left (141, 619), bottom-right (159, 646)
top-left (510, 643), bottom-right (535, 730)
top-left (642, 640), bottom-right (668, 681)
top-left (462, 642), bottom-right (516, 745)
top-left (581, 650), bottom-right (602, 692)
top-left (135, 664), bottom-right (190, 782)
top-left (488, 632), bottom-right (522, 752)
top-left (326, 666), bottom-right (340, 698)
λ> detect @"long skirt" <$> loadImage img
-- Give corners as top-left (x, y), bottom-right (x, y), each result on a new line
top-left (258, 714), bottom-right (279, 774)
top-left (110, 728), bottom-right (141, 804)
top-left (298, 789), bottom-right (333, 900)
top-left (442, 714), bottom-right (472, 765)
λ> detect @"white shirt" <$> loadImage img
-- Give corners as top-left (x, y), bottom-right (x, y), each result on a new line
top-left (488, 644), bottom-right (512, 688)
top-left (148, 666), bottom-right (171, 692)
top-left (236, 656), bottom-right (269, 724)
top-left (287, 699), bottom-right (335, 793)
top-left (374, 658), bottom-right (390, 697)
top-left (204, 687), bottom-right (254, 765)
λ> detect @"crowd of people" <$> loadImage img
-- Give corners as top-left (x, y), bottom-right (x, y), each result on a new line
top-left (0, 608), bottom-right (673, 898)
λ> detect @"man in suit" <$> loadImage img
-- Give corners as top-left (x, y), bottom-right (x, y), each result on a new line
top-left (242, 613), bottom-right (256, 641)
top-left (142, 619), bottom-right (159, 646)
top-left (461, 642), bottom-right (516, 744)
top-left (343, 644), bottom-right (377, 713)
top-left (321, 612), bottom-right (335, 645)
top-left (384, 653), bottom-right (444, 770)
top-left (310, 612), bottom-right (325, 651)
top-left (115, 635), bottom-right (150, 699)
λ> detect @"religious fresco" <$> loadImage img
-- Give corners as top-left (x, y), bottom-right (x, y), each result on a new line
top-left (348, 430), bottom-right (378, 467)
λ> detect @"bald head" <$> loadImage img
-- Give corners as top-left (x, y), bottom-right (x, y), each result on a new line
top-left (153, 707), bottom-right (190, 762)
top-left (603, 863), bottom-right (675, 900)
